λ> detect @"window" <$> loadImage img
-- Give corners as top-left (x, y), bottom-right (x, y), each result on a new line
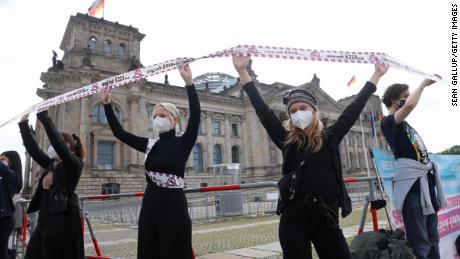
top-left (92, 104), bottom-right (121, 124)
top-left (212, 121), bottom-right (221, 135)
top-left (87, 36), bottom-right (97, 50)
top-left (198, 123), bottom-right (204, 134)
top-left (213, 145), bottom-right (222, 165)
top-left (118, 43), bottom-right (126, 56)
top-left (193, 144), bottom-right (204, 171)
top-left (231, 146), bottom-right (240, 163)
top-left (97, 141), bottom-right (115, 169)
top-left (104, 39), bottom-right (112, 53)
top-left (232, 123), bottom-right (239, 137)
top-left (102, 183), bottom-right (120, 195)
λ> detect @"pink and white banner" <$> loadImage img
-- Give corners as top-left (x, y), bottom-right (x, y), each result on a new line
top-left (0, 45), bottom-right (443, 129)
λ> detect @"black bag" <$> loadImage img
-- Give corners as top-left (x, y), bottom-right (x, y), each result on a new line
top-left (276, 149), bottom-right (312, 215)
top-left (48, 185), bottom-right (69, 213)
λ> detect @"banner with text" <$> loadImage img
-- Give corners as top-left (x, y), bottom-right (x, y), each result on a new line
top-left (371, 148), bottom-right (460, 259)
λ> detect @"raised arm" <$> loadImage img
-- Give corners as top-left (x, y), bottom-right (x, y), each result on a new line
top-left (18, 114), bottom-right (53, 168)
top-left (37, 110), bottom-right (82, 168)
top-left (233, 56), bottom-right (287, 149)
top-left (101, 90), bottom-right (148, 153)
top-left (179, 64), bottom-right (201, 150)
top-left (393, 77), bottom-right (439, 124)
top-left (328, 64), bottom-right (388, 143)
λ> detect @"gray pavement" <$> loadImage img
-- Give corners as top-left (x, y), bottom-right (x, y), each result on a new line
top-left (83, 215), bottom-right (388, 259)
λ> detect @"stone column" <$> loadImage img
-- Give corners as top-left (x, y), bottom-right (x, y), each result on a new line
top-left (353, 133), bottom-right (360, 169)
top-left (205, 111), bottom-right (213, 170)
top-left (224, 114), bottom-right (232, 163)
top-left (127, 93), bottom-right (141, 166)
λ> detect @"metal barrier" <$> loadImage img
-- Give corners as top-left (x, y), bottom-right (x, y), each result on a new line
top-left (80, 181), bottom-right (278, 258)
top-left (11, 178), bottom-right (388, 259)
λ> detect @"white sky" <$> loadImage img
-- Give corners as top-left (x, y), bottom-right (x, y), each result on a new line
top-left (0, 0), bottom-right (458, 158)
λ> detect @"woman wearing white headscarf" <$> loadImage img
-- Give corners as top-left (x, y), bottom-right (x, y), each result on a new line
top-left (101, 64), bottom-right (200, 259)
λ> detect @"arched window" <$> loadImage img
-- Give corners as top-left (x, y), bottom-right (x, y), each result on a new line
top-left (92, 103), bottom-right (121, 124)
top-left (118, 43), bottom-right (126, 56)
top-left (87, 36), bottom-right (97, 50)
top-left (231, 146), bottom-right (240, 163)
top-left (193, 144), bottom-right (204, 171)
top-left (104, 39), bottom-right (112, 53)
top-left (213, 145), bottom-right (222, 165)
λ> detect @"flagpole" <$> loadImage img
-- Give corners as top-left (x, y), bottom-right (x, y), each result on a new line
top-left (370, 105), bottom-right (380, 148)
top-left (359, 113), bottom-right (371, 177)
top-left (103, 0), bottom-right (105, 19)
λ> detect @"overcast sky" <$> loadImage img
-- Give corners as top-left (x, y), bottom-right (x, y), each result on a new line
top-left (0, 0), bottom-right (458, 159)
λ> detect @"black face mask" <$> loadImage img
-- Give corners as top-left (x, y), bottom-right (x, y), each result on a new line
top-left (397, 99), bottom-right (406, 108)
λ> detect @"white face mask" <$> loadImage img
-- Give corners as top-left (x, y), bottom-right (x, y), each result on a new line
top-left (152, 117), bottom-right (173, 134)
top-left (47, 146), bottom-right (59, 160)
top-left (290, 110), bottom-right (313, 130)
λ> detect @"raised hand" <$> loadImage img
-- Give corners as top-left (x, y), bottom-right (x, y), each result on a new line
top-left (232, 56), bottom-right (250, 72)
top-left (421, 74), bottom-right (442, 87)
top-left (374, 63), bottom-right (390, 76)
top-left (20, 113), bottom-right (29, 122)
top-left (179, 64), bottom-right (193, 86)
top-left (101, 88), bottom-right (112, 104)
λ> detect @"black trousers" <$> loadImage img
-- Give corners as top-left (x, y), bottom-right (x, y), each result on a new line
top-left (0, 216), bottom-right (14, 259)
top-left (24, 211), bottom-right (83, 259)
top-left (279, 196), bottom-right (350, 259)
top-left (137, 185), bottom-right (193, 259)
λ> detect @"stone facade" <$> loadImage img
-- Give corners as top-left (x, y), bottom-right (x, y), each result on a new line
top-left (30, 13), bottom-right (389, 195)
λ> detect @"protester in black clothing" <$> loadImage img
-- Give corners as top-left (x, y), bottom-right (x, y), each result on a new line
top-left (19, 111), bottom-right (85, 259)
top-left (0, 151), bottom-right (22, 259)
top-left (233, 56), bottom-right (388, 259)
top-left (101, 64), bottom-right (199, 259)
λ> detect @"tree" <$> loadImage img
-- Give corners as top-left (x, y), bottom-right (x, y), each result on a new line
top-left (439, 145), bottom-right (460, 155)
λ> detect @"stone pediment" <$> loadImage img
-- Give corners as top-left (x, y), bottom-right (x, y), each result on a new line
top-left (90, 125), bottom-right (115, 136)
top-left (259, 81), bottom-right (343, 113)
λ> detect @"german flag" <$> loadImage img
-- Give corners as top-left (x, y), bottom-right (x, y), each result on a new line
top-left (88, 0), bottom-right (104, 17)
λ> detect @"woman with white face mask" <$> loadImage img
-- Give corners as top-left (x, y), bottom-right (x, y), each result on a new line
top-left (101, 64), bottom-right (200, 259)
top-left (233, 56), bottom-right (388, 259)
top-left (18, 112), bottom-right (86, 259)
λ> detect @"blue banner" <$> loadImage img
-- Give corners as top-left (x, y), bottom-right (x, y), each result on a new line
top-left (370, 148), bottom-right (460, 259)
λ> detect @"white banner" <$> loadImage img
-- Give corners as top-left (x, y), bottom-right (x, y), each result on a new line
top-left (0, 44), bottom-right (443, 128)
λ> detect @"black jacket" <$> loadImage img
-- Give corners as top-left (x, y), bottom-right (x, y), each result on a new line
top-left (0, 163), bottom-right (18, 218)
top-left (242, 81), bottom-right (377, 218)
top-left (19, 110), bottom-right (84, 259)
top-left (19, 111), bottom-right (83, 214)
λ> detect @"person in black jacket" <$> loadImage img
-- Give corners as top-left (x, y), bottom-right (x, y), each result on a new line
top-left (233, 56), bottom-right (388, 259)
top-left (19, 111), bottom-right (85, 259)
top-left (0, 151), bottom-right (22, 259)
top-left (101, 64), bottom-right (200, 259)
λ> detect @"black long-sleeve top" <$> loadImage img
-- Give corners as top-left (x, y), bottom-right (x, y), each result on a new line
top-left (104, 84), bottom-right (200, 180)
top-left (19, 111), bottom-right (84, 213)
top-left (0, 163), bottom-right (18, 217)
top-left (243, 81), bottom-right (377, 217)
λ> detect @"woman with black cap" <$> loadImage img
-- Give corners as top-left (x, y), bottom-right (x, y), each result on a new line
top-left (101, 64), bottom-right (199, 259)
top-left (19, 111), bottom-right (85, 259)
top-left (233, 56), bottom-right (388, 259)
top-left (0, 150), bottom-right (22, 259)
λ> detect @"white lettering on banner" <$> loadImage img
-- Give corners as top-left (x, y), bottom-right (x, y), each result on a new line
top-left (0, 45), bottom-right (445, 129)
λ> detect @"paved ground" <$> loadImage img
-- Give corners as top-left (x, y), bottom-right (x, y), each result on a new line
top-left (83, 208), bottom-right (389, 259)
